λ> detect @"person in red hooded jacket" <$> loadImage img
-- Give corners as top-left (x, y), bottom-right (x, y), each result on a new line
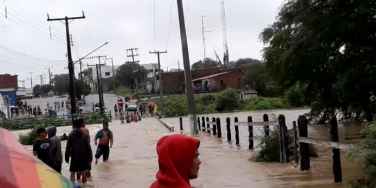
top-left (150, 134), bottom-right (201, 188)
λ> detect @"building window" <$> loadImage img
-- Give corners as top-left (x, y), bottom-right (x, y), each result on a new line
top-left (221, 80), bottom-right (224, 86)
top-left (105, 72), bottom-right (111, 76)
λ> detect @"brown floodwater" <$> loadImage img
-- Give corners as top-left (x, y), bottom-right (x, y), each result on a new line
top-left (163, 109), bottom-right (364, 187)
top-left (17, 109), bottom-right (364, 187)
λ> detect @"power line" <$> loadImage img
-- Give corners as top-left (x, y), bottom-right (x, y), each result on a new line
top-left (0, 59), bottom-right (38, 68)
top-left (0, 11), bottom-right (66, 44)
top-left (153, 0), bottom-right (156, 50)
top-left (165, 0), bottom-right (174, 50)
top-left (8, 0), bottom-right (65, 38)
top-left (0, 4), bottom-right (65, 41)
top-left (0, 44), bottom-right (66, 63)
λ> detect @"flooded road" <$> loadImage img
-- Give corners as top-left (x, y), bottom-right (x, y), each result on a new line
top-left (14, 108), bottom-right (364, 187)
top-left (163, 109), bottom-right (364, 187)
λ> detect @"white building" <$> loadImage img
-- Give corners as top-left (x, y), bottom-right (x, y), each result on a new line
top-left (140, 63), bottom-right (160, 92)
top-left (80, 65), bottom-right (119, 93)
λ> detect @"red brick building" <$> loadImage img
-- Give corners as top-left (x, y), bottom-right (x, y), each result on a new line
top-left (0, 74), bottom-right (18, 90)
top-left (161, 67), bottom-right (246, 93)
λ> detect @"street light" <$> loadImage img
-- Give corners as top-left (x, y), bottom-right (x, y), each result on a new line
top-left (74, 41), bottom-right (110, 64)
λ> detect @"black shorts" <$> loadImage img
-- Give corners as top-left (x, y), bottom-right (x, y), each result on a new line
top-left (87, 164), bottom-right (91, 171)
top-left (52, 163), bottom-right (62, 173)
top-left (70, 159), bottom-right (88, 173)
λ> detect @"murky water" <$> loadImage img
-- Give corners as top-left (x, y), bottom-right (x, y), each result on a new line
top-left (14, 108), bottom-right (364, 187)
top-left (163, 109), bottom-right (364, 187)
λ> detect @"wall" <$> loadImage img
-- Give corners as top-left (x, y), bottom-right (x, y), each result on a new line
top-left (1, 90), bottom-right (17, 106)
top-left (210, 70), bottom-right (244, 91)
top-left (0, 74), bottom-right (18, 90)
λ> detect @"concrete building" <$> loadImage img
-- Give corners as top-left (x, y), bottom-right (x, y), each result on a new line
top-left (0, 74), bottom-right (19, 106)
top-left (140, 63), bottom-right (159, 92)
top-left (80, 65), bottom-right (119, 93)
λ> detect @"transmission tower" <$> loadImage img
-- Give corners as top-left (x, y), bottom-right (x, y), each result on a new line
top-left (221, 0), bottom-right (229, 68)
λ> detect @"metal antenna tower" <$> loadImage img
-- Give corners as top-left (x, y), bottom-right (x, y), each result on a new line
top-left (221, 0), bottom-right (229, 68)
top-left (201, 15), bottom-right (211, 68)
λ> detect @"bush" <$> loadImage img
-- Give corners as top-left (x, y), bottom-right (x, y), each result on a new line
top-left (243, 97), bottom-right (287, 111)
top-left (347, 122), bottom-right (376, 187)
top-left (19, 125), bottom-right (45, 145)
top-left (252, 129), bottom-right (319, 162)
top-left (215, 88), bottom-right (240, 111)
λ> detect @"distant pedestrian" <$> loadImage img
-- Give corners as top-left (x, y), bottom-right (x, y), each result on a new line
top-left (65, 120), bottom-right (93, 183)
top-left (47, 126), bottom-right (63, 173)
top-left (33, 127), bottom-right (53, 168)
top-left (94, 122), bottom-right (113, 164)
top-left (149, 135), bottom-right (201, 188)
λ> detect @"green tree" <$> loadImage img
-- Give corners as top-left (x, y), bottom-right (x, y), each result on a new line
top-left (240, 61), bottom-right (283, 97)
top-left (66, 80), bottom-right (90, 100)
top-left (260, 0), bottom-right (376, 121)
top-left (40, 84), bottom-right (53, 95)
top-left (33, 84), bottom-right (41, 97)
top-left (52, 74), bottom-right (69, 94)
top-left (116, 63), bottom-right (147, 90)
top-left (191, 58), bottom-right (222, 69)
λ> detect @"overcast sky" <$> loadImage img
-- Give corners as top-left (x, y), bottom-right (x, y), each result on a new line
top-left (0, 0), bottom-right (283, 87)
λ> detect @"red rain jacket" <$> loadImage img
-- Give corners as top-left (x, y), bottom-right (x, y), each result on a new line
top-left (150, 135), bottom-right (200, 188)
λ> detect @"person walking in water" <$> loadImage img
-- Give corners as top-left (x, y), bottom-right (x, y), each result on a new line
top-left (47, 126), bottom-right (63, 173)
top-left (149, 134), bottom-right (201, 188)
top-left (94, 122), bottom-right (113, 164)
top-left (65, 120), bottom-right (93, 183)
top-left (76, 118), bottom-right (92, 180)
top-left (33, 127), bottom-right (53, 168)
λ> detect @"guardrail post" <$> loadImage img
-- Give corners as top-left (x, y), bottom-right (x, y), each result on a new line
top-left (298, 115), bottom-right (310, 171)
top-left (212, 117), bottom-right (217, 136)
top-left (330, 115), bottom-right (342, 182)
top-left (197, 117), bottom-right (201, 132)
top-left (278, 114), bottom-right (288, 163)
top-left (234, 117), bottom-right (239, 145)
top-left (216, 117), bottom-right (222, 138)
top-left (248, 116), bottom-right (254, 149)
top-left (263, 113), bottom-right (269, 136)
top-left (201, 116), bottom-right (205, 131)
top-left (293, 121), bottom-right (298, 164)
top-left (179, 117), bottom-right (183, 133)
top-left (226, 117), bottom-right (231, 142)
top-left (206, 117), bottom-right (210, 134)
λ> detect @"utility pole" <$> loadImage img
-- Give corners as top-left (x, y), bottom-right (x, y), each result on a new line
top-left (105, 57), bottom-right (115, 94)
top-left (126, 48), bottom-right (140, 100)
top-left (47, 12), bottom-right (86, 125)
top-left (149, 50), bottom-right (167, 114)
top-left (79, 60), bottom-right (83, 81)
top-left (45, 67), bottom-right (53, 85)
top-left (29, 72), bottom-right (33, 88)
top-left (39, 75), bottom-right (43, 85)
top-left (201, 15), bottom-right (211, 68)
top-left (90, 55), bottom-right (107, 115)
top-left (177, 0), bottom-right (198, 135)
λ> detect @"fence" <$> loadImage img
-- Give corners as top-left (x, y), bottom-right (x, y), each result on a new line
top-left (178, 113), bottom-right (356, 183)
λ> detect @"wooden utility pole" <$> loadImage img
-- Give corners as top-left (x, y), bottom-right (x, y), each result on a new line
top-left (47, 12), bottom-right (85, 124)
top-left (45, 67), bottom-right (53, 85)
top-left (126, 48), bottom-right (140, 99)
top-left (90, 55), bottom-right (107, 114)
top-left (149, 50), bottom-right (167, 114)
top-left (39, 75), bottom-right (43, 85)
top-left (29, 72), bottom-right (33, 88)
top-left (105, 57), bottom-right (115, 93)
top-left (177, 0), bottom-right (198, 135)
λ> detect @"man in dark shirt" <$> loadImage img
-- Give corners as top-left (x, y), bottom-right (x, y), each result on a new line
top-left (33, 127), bottom-right (53, 168)
top-left (65, 120), bottom-right (93, 184)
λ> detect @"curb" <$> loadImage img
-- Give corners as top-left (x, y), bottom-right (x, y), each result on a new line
top-left (158, 119), bottom-right (175, 132)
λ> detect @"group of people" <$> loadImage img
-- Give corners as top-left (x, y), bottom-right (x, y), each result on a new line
top-left (32, 119), bottom-right (114, 184)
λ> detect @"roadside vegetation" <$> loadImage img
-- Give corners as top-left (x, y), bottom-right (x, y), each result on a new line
top-left (148, 88), bottom-right (294, 117)
top-left (2, 112), bottom-right (109, 145)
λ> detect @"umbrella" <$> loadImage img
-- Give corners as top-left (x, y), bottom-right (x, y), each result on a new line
top-left (117, 101), bottom-right (123, 105)
top-left (126, 94), bottom-right (131, 99)
top-left (78, 107), bottom-right (85, 110)
top-left (65, 100), bottom-right (70, 104)
top-left (148, 102), bottom-right (154, 106)
top-left (0, 128), bottom-right (77, 188)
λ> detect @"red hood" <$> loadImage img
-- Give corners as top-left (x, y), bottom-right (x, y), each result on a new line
top-left (150, 135), bottom-right (200, 188)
